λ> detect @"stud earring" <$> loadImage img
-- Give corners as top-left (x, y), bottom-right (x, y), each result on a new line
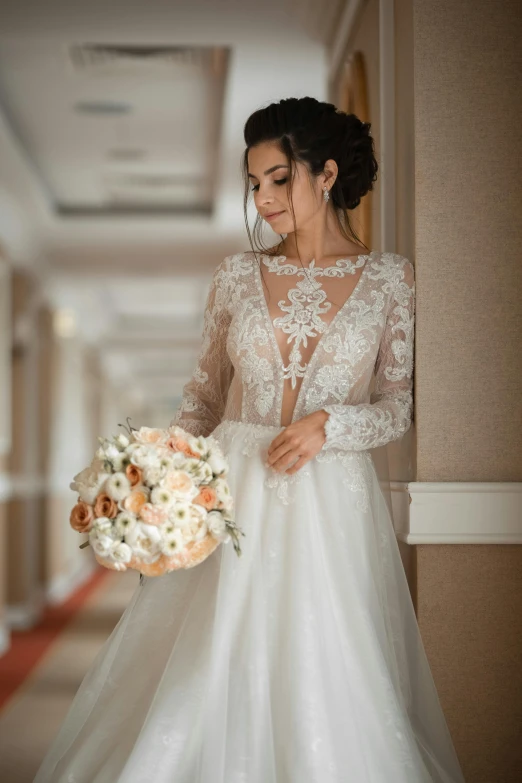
top-left (323, 186), bottom-right (330, 203)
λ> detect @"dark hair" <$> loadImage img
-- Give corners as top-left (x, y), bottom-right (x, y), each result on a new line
top-left (242, 96), bottom-right (378, 262)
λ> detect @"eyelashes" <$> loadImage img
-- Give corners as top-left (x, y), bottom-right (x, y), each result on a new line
top-left (250, 177), bottom-right (288, 192)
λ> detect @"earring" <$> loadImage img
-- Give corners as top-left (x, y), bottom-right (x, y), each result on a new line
top-left (323, 186), bottom-right (330, 203)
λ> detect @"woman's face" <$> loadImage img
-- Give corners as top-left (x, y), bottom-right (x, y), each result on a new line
top-left (247, 140), bottom-right (333, 235)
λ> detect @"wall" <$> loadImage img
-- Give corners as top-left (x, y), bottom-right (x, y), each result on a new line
top-left (411, 1), bottom-right (522, 781)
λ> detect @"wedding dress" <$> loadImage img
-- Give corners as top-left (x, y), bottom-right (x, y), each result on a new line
top-left (33, 249), bottom-right (466, 782)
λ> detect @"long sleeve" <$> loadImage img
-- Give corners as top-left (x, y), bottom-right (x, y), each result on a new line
top-left (321, 258), bottom-right (415, 452)
top-left (169, 259), bottom-right (234, 437)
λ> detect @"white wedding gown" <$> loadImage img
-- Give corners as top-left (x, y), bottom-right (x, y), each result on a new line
top-left (34, 249), bottom-right (466, 782)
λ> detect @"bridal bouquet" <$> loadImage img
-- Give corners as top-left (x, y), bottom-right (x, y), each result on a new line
top-left (69, 419), bottom-right (244, 577)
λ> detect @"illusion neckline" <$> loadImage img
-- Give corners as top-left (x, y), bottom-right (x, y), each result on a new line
top-left (259, 251), bottom-right (373, 271)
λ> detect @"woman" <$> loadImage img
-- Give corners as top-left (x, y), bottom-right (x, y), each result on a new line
top-left (34, 97), bottom-right (466, 782)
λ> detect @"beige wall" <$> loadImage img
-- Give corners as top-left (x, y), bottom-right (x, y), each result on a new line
top-left (334, 0), bottom-right (521, 780)
top-left (411, 1), bottom-right (522, 781)
top-left (412, 0), bottom-right (522, 482)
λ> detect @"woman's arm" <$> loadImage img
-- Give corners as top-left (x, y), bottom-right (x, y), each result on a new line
top-left (320, 258), bottom-right (415, 451)
top-left (169, 258), bottom-right (234, 438)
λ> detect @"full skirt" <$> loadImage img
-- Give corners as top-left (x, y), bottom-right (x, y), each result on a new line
top-left (33, 419), bottom-right (466, 783)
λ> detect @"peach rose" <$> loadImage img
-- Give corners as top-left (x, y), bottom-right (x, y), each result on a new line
top-left (94, 493), bottom-right (119, 519)
top-left (70, 501), bottom-right (94, 532)
top-left (122, 487), bottom-right (149, 514)
top-left (139, 503), bottom-right (168, 526)
top-left (193, 486), bottom-right (217, 511)
top-left (166, 436), bottom-right (200, 459)
top-left (163, 470), bottom-right (193, 494)
top-left (125, 463), bottom-right (143, 487)
top-left (134, 427), bottom-right (167, 445)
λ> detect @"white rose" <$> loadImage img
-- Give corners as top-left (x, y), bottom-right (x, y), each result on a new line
top-left (111, 542), bottom-right (132, 564)
top-left (124, 521), bottom-right (162, 563)
top-left (133, 427), bottom-right (168, 445)
top-left (109, 452), bottom-right (128, 472)
top-left (207, 511), bottom-right (230, 543)
top-left (187, 435), bottom-right (207, 457)
top-left (90, 530), bottom-right (117, 557)
top-left (142, 464), bottom-right (167, 486)
top-left (126, 444), bottom-right (160, 469)
top-left (104, 444), bottom-right (120, 460)
top-left (93, 516), bottom-right (113, 534)
top-left (207, 450), bottom-right (228, 476)
top-left (70, 463), bottom-right (111, 505)
top-left (116, 434), bottom-right (130, 448)
top-left (213, 477), bottom-right (232, 504)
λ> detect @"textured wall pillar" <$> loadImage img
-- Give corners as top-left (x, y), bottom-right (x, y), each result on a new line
top-left (412, 1), bottom-right (522, 781)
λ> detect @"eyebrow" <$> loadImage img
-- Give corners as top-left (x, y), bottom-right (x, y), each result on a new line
top-left (247, 164), bottom-right (289, 179)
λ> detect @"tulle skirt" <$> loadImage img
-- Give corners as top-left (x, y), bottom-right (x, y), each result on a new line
top-left (33, 419), bottom-right (466, 783)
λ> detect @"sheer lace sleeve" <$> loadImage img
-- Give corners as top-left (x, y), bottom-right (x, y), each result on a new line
top-left (169, 259), bottom-right (234, 437)
top-left (320, 258), bottom-right (415, 451)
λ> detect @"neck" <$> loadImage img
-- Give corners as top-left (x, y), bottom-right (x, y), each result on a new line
top-left (277, 207), bottom-right (367, 263)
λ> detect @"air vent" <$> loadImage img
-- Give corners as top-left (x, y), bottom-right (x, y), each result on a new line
top-left (69, 45), bottom-right (217, 75)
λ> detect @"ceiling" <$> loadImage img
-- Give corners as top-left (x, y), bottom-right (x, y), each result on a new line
top-left (0, 0), bottom-right (357, 420)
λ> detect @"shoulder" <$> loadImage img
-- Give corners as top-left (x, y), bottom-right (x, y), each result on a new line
top-left (209, 252), bottom-right (250, 281)
top-left (379, 251), bottom-right (414, 275)
top-left (378, 251), bottom-right (415, 292)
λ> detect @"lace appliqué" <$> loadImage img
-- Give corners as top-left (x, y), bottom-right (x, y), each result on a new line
top-left (260, 254), bottom-right (369, 390)
top-left (320, 257), bottom-right (415, 452)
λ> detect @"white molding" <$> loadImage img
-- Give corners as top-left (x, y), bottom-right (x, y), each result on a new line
top-left (0, 472), bottom-right (47, 501)
top-left (5, 583), bottom-right (46, 630)
top-left (394, 482), bottom-right (522, 544)
top-left (379, 0), bottom-right (396, 252)
top-left (46, 558), bottom-right (97, 605)
top-left (328, 0), bottom-right (365, 83)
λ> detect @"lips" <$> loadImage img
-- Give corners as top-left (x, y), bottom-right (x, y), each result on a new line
top-left (264, 210), bottom-right (285, 220)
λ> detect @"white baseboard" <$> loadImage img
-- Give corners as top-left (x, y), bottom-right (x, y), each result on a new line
top-left (46, 557), bottom-right (97, 605)
top-left (5, 584), bottom-right (46, 630)
top-left (0, 620), bottom-right (10, 656)
top-left (394, 481), bottom-right (522, 544)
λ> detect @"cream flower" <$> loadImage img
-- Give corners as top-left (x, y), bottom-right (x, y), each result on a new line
top-left (168, 501), bottom-right (192, 528)
top-left (124, 521), bottom-right (162, 563)
top-left (150, 486), bottom-right (175, 507)
top-left (207, 449), bottom-right (228, 476)
top-left (161, 528), bottom-right (186, 556)
top-left (207, 510), bottom-right (231, 543)
top-left (133, 427), bottom-right (168, 445)
top-left (70, 460), bottom-right (111, 505)
top-left (114, 511), bottom-right (138, 536)
top-left (105, 472), bottom-right (132, 502)
top-left (111, 542), bottom-right (132, 564)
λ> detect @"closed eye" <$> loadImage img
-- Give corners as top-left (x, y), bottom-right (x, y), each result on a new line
top-left (250, 177), bottom-right (287, 192)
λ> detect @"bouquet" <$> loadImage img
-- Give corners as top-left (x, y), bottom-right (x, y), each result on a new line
top-left (69, 419), bottom-right (244, 578)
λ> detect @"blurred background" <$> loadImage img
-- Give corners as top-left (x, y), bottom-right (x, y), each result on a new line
top-left (0, 1), bottom-right (520, 781)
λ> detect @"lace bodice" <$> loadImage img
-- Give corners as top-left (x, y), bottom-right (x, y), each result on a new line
top-left (169, 249), bottom-right (415, 453)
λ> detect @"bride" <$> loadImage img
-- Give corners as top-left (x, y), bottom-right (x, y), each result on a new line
top-left (34, 96), bottom-right (466, 782)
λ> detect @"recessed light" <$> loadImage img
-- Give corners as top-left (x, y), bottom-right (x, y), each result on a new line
top-left (74, 101), bottom-right (133, 115)
top-left (107, 148), bottom-right (147, 160)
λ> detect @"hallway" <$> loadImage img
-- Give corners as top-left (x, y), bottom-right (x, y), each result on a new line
top-left (0, 570), bottom-right (136, 782)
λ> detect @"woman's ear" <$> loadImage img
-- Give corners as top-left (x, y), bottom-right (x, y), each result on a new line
top-left (322, 158), bottom-right (338, 191)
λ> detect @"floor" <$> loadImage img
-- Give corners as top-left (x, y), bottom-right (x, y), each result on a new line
top-left (0, 568), bottom-right (137, 783)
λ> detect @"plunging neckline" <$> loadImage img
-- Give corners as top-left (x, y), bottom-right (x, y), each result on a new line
top-left (253, 250), bottom-right (374, 425)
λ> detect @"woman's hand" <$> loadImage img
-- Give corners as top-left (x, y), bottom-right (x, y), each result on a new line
top-left (265, 409), bottom-right (330, 475)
